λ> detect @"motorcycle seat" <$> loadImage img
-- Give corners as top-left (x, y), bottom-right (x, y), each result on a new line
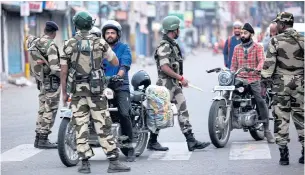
top-left (131, 91), bottom-right (144, 102)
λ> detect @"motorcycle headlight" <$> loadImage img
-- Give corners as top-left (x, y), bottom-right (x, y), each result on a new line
top-left (218, 71), bottom-right (233, 86)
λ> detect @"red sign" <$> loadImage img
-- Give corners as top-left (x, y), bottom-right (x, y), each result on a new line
top-left (45, 1), bottom-right (56, 10)
top-left (116, 11), bottom-right (128, 20)
top-left (29, 2), bottom-right (43, 13)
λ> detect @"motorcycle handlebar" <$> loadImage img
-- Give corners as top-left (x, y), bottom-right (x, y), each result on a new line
top-left (235, 67), bottom-right (260, 75)
top-left (206, 68), bottom-right (222, 73)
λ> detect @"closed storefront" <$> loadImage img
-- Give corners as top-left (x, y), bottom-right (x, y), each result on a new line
top-left (3, 10), bottom-right (23, 75)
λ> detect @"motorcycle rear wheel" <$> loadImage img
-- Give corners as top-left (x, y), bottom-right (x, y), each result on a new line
top-left (208, 100), bottom-right (231, 148)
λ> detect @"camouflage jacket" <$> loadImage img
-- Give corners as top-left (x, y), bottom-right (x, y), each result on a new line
top-left (27, 35), bottom-right (61, 81)
top-left (60, 31), bottom-right (117, 97)
top-left (154, 35), bottom-right (183, 79)
top-left (262, 28), bottom-right (304, 78)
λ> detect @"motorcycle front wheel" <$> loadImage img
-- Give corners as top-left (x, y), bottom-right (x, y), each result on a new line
top-left (58, 118), bottom-right (80, 167)
top-left (208, 100), bottom-right (231, 148)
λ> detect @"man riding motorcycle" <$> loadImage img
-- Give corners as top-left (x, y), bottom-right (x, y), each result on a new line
top-left (101, 20), bottom-right (135, 162)
top-left (230, 23), bottom-right (275, 143)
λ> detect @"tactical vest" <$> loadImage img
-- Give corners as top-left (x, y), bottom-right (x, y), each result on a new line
top-left (67, 35), bottom-right (106, 95)
top-left (28, 36), bottom-right (60, 92)
top-left (154, 39), bottom-right (184, 80)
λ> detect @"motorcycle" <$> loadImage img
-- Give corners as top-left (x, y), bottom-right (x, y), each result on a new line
top-left (207, 67), bottom-right (272, 148)
top-left (57, 71), bottom-right (153, 167)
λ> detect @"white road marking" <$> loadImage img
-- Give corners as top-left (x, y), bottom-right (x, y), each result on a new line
top-left (229, 141), bottom-right (271, 160)
top-left (147, 142), bottom-right (192, 161)
top-left (90, 148), bottom-right (107, 160)
top-left (1, 144), bottom-right (43, 162)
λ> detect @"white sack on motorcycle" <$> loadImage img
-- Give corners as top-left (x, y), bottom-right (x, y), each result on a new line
top-left (145, 85), bottom-right (174, 133)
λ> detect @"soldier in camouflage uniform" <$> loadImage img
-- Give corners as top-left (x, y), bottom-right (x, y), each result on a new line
top-left (60, 11), bottom-right (130, 174)
top-left (27, 21), bottom-right (61, 149)
top-left (262, 12), bottom-right (304, 165)
top-left (150, 16), bottom-right (211, 152)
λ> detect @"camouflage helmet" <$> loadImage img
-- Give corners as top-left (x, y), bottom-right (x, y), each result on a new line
top-left (272, 12), bottom-right (294, 24)
top-left (72, 11), bottom-right (95, 30)
top-left (162, 16), bottom-right (180, 33)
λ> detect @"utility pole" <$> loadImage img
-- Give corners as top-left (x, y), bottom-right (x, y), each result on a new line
top-left (24, 15), bottom-right (30, 79)
top-left (21, 1), bottom-right (30, 79)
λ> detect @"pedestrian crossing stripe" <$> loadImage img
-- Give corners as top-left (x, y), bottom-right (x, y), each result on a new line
top-left (1, 141), bottom-right (272, 162)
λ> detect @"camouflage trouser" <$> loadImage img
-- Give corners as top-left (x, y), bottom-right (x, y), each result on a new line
top-left (36, 87), bottom-right (60, 134)
top-left (272, 75), bottom-right (304, 147)
top-left (71, 95), bottom-right (119, 160)
top-left (156, 78), bottom-right (192, 134)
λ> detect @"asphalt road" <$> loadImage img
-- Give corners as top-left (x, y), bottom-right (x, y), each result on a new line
top-left (1, 49), bottom-right (304, 175)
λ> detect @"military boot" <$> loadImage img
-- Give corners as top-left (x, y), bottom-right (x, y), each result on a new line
top-left (299, 147), bottom-right (304, 164)
top-left (279, 146), bottom-right (289, 165)
top-left (184, 131), bottom-right (211, 151)
top-left (37, 134), bottom-right (57, 149)
top-left (147, 132), bottom-right (169, 151)
top-left (78, 159), bottom-right (91, 174)
top-left (107, 160), bottom-right (131, 173)
top-left (34, 133), bottom-right (40, 148)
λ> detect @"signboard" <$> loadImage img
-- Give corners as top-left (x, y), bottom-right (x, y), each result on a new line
top-left (29, 2), bottom-right (43, 13)
top-left (20, 2), bottom-right (30, 16)
top-left (199, 2), bottom-right (216, 9)
top-left (147, 4), bottom-right (156, 17)
top-left (2, 1), bottom-right (21, 6)
top-left (116, 11), bottom-right (127, 20)
top-left (68, 1), bottom-right (83, 7)
top-left (44, 1), bottom-right (66, 11)
top-left (29, 16), bottom-right (36, 27)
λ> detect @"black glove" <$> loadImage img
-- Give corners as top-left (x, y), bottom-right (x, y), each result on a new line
top-left (108, 75), bottom-right (123, 91)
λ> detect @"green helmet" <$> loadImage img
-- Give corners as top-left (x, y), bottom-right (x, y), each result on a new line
top-left (72, 11), bottom-right (95, 31)
top-left (162, 16), bottom-right (180, 33)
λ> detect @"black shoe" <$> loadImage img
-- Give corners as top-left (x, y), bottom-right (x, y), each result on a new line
top-left (126, 148), bottom-right (136, 162)
top-left (279, 146), bottom-right (289, 165)
top-left (37, 134), bottom-right (57, 149)
top-left (147, 141), bottom-right (169, 151)
top-left (34, 133), bottom-right (40, 148)
top-left (78, 159), bottom-right (91, 174)
top-left (299, 146), bottom-right (304, 164)
top-left (107, 160), bottom-right (131, 173)
top-left (184, 131), bottom-right (210, 151)
top-left (147, 132), bottom-right (169, 151)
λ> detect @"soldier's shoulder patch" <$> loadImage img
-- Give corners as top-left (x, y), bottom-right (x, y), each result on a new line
top-left (157, 43), bottom-right (172, 55)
